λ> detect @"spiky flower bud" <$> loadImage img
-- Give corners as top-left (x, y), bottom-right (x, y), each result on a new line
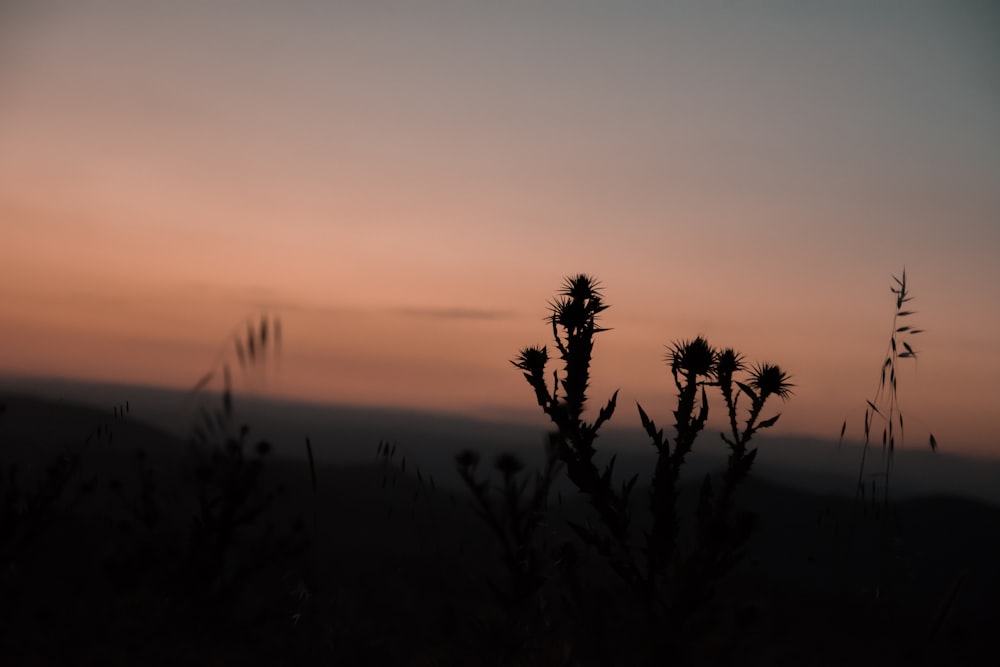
top-left (513, 346), bottom-right (548, 375)
top-left (669, 337), bottom-right (716, 377)
top-left (750, 363), bottom-right (794, 400)
top-left (716, 348), bottom-right (744, 380)
top-left (494, 453), bottom-right (525, 477)
top-left (455, 449), bottom-right (480, 470)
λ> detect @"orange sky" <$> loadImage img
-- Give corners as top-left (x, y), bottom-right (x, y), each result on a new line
top-left (1, 1), bottom-right (998, 457)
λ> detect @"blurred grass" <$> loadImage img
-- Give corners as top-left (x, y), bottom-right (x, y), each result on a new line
top-left (1, 391), bottom-right (997, 665)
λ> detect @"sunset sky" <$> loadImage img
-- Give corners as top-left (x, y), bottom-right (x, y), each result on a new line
top-left (1, 1), bottom-right (998, 457)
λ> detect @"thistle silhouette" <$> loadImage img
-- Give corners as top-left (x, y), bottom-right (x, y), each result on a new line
top-left (457, 274), bottom-right (793, 662)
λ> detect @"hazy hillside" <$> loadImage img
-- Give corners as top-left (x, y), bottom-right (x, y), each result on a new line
top-left (1, 386), bottom-right (999, 664)
top-left (3, 374), bottom-right (998, 506)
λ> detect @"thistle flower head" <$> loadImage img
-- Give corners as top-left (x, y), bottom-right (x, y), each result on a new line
top-left (560, 274), bottom-right (603, 303)
top-left (750, 363), bottom-right (794, 400)
top-left (550, 274), bottom-right (608, 329)
top-left (494, 453), bottom-right (525, 477)
top-left (455, 449), bottom-right (480, 470)
top-left (513, 346), bottom-right (548, 374)
top-left (716, 348), bottom-right (744, 379)
top-left (668, 336), bottom-right (716, 377)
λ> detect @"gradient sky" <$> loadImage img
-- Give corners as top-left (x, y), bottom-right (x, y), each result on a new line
top-left (1, 1), bottom-right (998, 456)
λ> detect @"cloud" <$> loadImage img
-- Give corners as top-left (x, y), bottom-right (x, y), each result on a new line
top-left (166, 283), bottom-right (515, 322)
top-left (395, 306), bottom-right (514, 321)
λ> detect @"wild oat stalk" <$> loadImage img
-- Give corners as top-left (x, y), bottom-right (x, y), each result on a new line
top-left (842, 269), bottom-right (936, 511)
top-left (188, 313), bottom-right (282, 424)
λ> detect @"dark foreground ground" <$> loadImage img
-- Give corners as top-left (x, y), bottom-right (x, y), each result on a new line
top-left (1, 393), bottom-right (998, 666)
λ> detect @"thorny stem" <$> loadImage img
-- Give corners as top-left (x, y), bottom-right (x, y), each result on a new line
top-left (511, 276), bottom-right (791, 642)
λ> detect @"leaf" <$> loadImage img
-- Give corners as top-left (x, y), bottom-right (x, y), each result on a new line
top-left (897, 311), bottom-right (915, 317)
top-left (758, 414), bottom-right (781, 429)
top-left (929, 433), bottom-right (937, 452)
top-left (637, 402), bottom-right (652, 431)
top-left (594, 390), bottom-right (619, 431)
top-left (697, 387), bottom-right (709, 423)
top-left (839, 420), bottom-right (846, 446)
top-left (637, 402), bottom-right (664, 447)
top-left (736, 382), bottom-right (758, 402)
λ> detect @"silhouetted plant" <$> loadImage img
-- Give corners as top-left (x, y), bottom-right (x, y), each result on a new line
top-left (0, 400), bottom-right (108, 649)
top-left (455, 444), bottom-right (561, 610)
top-left (108, 448), bottom-right (161, 532)
top-left (840, 269), bottom-right (936, 510)
top-left (638, 340), bottom-right (791, 639)
top-left (832, 269), bottom-right (938, 616)
top-left (0, 446), bottom-right (83, 575)
top-left (0, 396), bottom-right (103, 579)
top-left (184, 314), bottom-right (305, 604)
top-left (511, 276), bottom-right (632, 577)
top-left (457, 274), bottom-right (792, 663)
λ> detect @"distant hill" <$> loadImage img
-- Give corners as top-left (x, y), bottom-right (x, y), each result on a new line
top-left (2, 374), bottom-right (998, 507)
top-left (2, 384), bottom-right (999, 664)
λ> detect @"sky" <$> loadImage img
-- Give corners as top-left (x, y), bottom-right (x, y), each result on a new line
top-left (1, 1), bottom-right (998, 458)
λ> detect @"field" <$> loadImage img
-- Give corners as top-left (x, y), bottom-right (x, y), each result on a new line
top-left (1, 389), bottom-right (998, 666)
